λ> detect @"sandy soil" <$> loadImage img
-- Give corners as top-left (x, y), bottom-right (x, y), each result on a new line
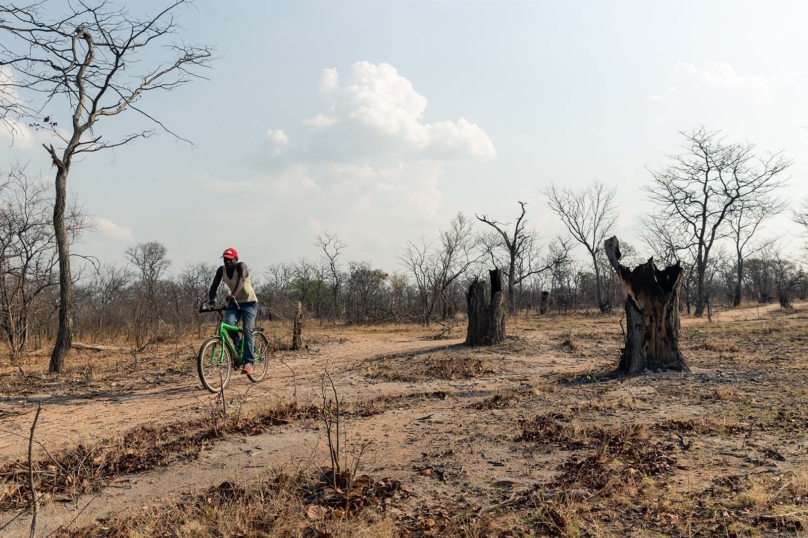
top-left (1, 303), bottom-right (806, 537)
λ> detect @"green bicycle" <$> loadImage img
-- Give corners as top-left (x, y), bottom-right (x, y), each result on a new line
top-left (197, 300), bottom-right (270, 393)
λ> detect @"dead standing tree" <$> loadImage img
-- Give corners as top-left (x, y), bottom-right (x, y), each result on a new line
top-left (604, 236), bottom-right (688, 375)
top-left (465, 268), bottom-right (505, 346)
top-left (0, 0), bottom-right (212, 373)
top-left (315, 231), bottom-right (347, 322)
top-left (544, 181), bottom-right (618, 313)
top-left (646, 128), bottom-right (790, 318)
top-left (727, 197), bottom-right (784, 307)
top-left (477, 202), bottom-right (568, 314)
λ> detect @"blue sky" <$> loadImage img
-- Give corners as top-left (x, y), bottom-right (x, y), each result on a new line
top-left (2, 0), bottom-right (808, 274)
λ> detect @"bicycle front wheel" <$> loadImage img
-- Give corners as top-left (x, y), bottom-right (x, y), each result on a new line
top-left (247, 332), bottom-right (270, 383)
top-left (197, 336), bottom-right (232, 393)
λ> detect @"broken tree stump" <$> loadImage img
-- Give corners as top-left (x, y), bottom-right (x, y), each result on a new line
top-left (604, 236), bottom-right (689, 375)
top-left (465, 268), bottom-right (506, 346)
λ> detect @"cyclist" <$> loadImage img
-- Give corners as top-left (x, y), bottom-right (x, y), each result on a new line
top-left (208, 248), bottom-right (259, 374)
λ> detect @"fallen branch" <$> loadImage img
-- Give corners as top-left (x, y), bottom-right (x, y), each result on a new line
top-left (28, 400), bottom-right (42, 538)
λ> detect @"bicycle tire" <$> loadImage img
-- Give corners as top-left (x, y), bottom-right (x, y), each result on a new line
top-left (247, 332), bottom-right (270, 383)
top-left (197, 336), bottom-right (232, 393)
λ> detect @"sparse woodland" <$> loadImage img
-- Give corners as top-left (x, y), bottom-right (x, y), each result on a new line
top-left (3, 3), bottom-right (808, 537)
top-left (0, 127), bottom-right (805, 363)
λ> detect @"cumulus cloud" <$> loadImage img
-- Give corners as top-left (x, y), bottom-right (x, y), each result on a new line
top-left (94, 217), bottom-right (133, 241)
top-left (302, 114), bottom-right (339, 128)
top-left (310, 61), bottom-right (496, 161)
top-left (244, 60), bottom-right (496, 246)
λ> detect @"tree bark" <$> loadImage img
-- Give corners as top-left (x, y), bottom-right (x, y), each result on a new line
top-left (605, 236), bottom-right (689, 375)
top-left (49, 167), bottom-right (72, 374)
top-left (465, 269), bottom-right (505, 346)
top-left (733, 253), bottom-right (743, 307)
top-left (507, 253), bottom-right (516, 314)
top-left (694, 262), bottom-right (707, 317)
top-left (539, 291), bottom-right (549, 315)
top-left (592, 252), bottom-right (609, 313)
top-left (292, 301), bottom-right (303, 350)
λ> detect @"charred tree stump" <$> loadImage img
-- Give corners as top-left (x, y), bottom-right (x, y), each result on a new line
top-left (539, 291), bottom-right (549, 315)
top-left (291, 301), bottom-right (303, 351)
top-left (466, 269), bottom-right (506, 346)
top-left (605, 236), bottom-right (689, 375)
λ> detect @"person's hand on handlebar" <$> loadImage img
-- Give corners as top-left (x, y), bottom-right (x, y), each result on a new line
top-left (225, 295), bottom-right (235, 304)
top-left (208, 299), bottom-right (216, 308)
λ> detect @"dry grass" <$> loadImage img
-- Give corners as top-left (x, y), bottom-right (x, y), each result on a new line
top-left (53, 467), bottom-right (403, 538)
top-left (364, 352), bottom-right (494, 382)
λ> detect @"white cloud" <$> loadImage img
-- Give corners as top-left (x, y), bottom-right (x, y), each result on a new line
top-left (320, 68), bottom-right (339, 92)
top-left (302, 114), bottom-right (339, 128)
top-left (266, 129), bottom-right (289, 146)
top-left (242, 61), bottom-right (497, 251)
top-left (264, 129), bottom-right (289, 157)
top-left (206, 165), bottom-right (315, 195)
top-left (669, 62), bottom-right (802, 104)
top-left (94, 217), bottom-right (133, 241)
top-left (0, 118), bottom-right (34, 148)
top-left (312, 61), bottom-right (495, 161)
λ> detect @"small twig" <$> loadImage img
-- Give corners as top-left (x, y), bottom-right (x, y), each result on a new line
top-left (219, 370), bottom-right (227, 421)
top-left (45, 494), bottom-right (98, 538)
top-left (0, 509), bottom-right (28, 533)
top-left (279, 356), bottom-right (297, 399)
top-left (28, 400), bottom-right (42, 538)
top-left (479, 493), bottom-right (522, 514)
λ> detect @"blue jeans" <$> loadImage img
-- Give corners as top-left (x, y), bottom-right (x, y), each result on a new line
top-left (225, 302), bottom-right (258, 365)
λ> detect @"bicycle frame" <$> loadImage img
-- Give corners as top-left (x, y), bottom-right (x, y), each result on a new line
top-left (203, 316), bottom-right (245, 368)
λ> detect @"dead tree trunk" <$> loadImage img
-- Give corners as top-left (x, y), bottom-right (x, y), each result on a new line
top-left (605, 236), bottom-right (688, 375)
top-left (539, 291), bottom-right (549, 315)
top-left (291, 301), bottom-right (303, 351)
top-left (465, 269), bottom-right (505, 346)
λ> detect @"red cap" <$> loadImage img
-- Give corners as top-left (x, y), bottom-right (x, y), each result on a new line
top-left (221, 247), bottom-right (238, 259)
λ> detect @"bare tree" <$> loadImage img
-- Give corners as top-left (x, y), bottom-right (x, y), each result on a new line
top-left (399, 213), bottom-right (482, 324)
top-left (544, 181), bottom-right (618, 312)
top-left (434, 213), bottom-right (482, 319)
top-left (399, 238), bottom-right (433, 324)
top-left (125, 242), bottom-right (171, 302)
top-left (727, 196), bottom-right (785, 306)
top-left (477, 202), bottom-right (569, 313)
top-left (315, 231), bottom-right (347, 321)
top-left (0, 163), bottom-right (86, 359)
top-left (646, 128), bottom-right (790, 317)
top-left (0, 0), bottom-right (212, 373)
top-left (794, 198), bottom-right (808, 233)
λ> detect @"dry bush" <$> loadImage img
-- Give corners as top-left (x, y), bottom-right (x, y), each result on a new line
top-left (469, 389), bottom-right (526, 410)
top-left (364, 353), bottom-right (494, 382)
top-left (698, 338), bottom-right (739, 353)
top-left (53, 469), bottom-right (403, 538)
top-left (560, 330), bottom-right (581, 354)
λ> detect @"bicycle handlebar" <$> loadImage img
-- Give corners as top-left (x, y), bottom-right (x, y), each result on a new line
top-left (198, 299), bottom-right (240, 313)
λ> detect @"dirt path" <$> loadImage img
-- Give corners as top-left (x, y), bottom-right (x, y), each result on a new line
top-left (0, 333), bottom-right (465, 461)
top-left (0, 338), bottom-right (607, 537)
top-left (2, 303), bottom-right (804, 537)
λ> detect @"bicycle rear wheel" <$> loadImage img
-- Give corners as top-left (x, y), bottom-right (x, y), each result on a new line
top-left (197, 336), bottom-right (232, 393)
top-left (247, 332), bottom-right (270, 382)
